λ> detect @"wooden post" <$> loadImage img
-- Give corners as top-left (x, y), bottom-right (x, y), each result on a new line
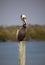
top-left (18, 41), bottom-right (26, 65)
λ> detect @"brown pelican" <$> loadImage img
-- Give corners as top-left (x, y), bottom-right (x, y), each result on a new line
top-left (16, 14), bottom-right (27, 41)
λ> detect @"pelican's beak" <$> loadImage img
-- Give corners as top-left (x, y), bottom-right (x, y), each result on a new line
top-left (24, 19), bottom-right (28, 27)
top-left (23, 18), bottom-right (27, 24)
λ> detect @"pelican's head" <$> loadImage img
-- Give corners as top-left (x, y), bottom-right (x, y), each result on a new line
top-left (21, 14), bottom-right (26, 24)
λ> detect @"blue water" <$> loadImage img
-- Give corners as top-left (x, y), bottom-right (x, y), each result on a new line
top-left (0, 41), bottom-right (45, 65)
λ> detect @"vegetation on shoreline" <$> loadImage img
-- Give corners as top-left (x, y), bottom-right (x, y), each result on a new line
top-left (0, 24), bottom-right (45, 41)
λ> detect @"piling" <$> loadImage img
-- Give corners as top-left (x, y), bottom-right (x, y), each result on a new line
top-left (18, 41), bottom-right (26, 65)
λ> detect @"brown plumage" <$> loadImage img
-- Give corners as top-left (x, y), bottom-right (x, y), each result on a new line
top-left (18, 23), bottom-right (26, 41)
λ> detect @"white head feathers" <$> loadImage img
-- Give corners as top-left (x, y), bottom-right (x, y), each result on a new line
top-left (21, 14), bottom-right (27, 24)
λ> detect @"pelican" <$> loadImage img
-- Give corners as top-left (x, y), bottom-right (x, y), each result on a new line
top-left (16, 14), bottom-right (27, 41)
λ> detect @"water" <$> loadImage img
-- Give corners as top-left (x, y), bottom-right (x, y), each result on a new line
top-left (0, 41), bottom-right (45, 65)
top-left (26, 41), bottom-right (45, 65)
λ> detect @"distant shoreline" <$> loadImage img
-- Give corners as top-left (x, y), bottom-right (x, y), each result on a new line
top-left (0, 24), bottom-right (45, 41)
top-left (0, 39), bottom-right (45, 42)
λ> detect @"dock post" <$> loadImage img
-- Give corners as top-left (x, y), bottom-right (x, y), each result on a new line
top-left (18, 41), bottom-right (26, 65)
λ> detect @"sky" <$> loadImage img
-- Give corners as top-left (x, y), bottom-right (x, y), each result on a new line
top-left (0, 0), bottom-right (45, 26)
